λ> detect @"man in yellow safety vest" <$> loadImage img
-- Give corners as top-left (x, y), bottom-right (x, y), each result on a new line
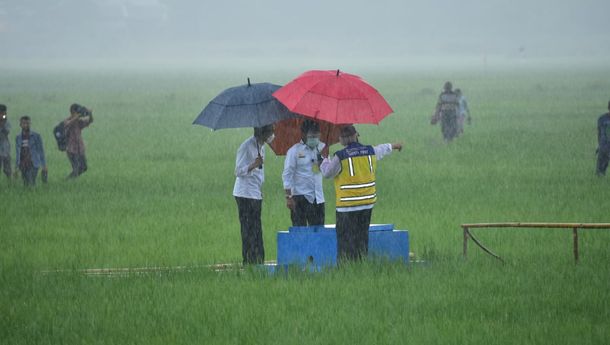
top-left (320, 125), bottom-right (402, 262)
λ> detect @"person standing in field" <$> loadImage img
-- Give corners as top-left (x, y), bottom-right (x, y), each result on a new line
top-left (64, 104), bottom-right (93, 179)
top-left (455, 88), bottom-right (472, 136)
top-left (15, 116), bottom-right (47, 186)
top-left (432, 81), bottom-right (460, 142)
top-left (596, 101), bottom-right (610, 176)
top-left (320, 125), bottom-right (402, 262)
top-left (0, 104), bottom-right (12, 180)
top-left (233, 124), bottom-right (275, 264)
top-left (282, 119), bottom-right (326, 226)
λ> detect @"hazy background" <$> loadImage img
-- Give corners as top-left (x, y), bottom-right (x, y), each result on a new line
top-left (1, 0), bottom-right (610, 68)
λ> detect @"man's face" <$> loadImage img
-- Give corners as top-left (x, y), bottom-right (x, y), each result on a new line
top-left (20, 119), bottom-right (30, 131)
top-left (305, 130), bottom-right (320, 141)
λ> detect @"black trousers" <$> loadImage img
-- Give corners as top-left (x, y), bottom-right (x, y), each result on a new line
top-left (20, 166), bottom-right (38, 186)
top-left (336, 208), bottom-right (372, 262)
top-left (235, 197), bottom-right (264, 264)
top-left (290, 195), bottom-right (325, 226)
top-left (67, 152), bottom-right (88, 178)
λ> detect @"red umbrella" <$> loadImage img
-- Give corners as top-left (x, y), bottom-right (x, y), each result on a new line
top-left (272, 70), bottom-right (393, 125)
top-left (269, 117), bottom-right (341, 155)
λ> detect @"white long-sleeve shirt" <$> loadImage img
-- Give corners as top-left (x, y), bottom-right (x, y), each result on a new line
top-left (282, 141), bottom-right (326, 204)
top-left (320, 143), bottom-right (394, 212)
top-left (233, 136), bottom-right (265, 200)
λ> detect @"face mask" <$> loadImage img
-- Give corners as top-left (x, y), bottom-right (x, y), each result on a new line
top-left (306, 137), bottom-right (319, 149)
top-left (265, 134), bottom-right (275, 144)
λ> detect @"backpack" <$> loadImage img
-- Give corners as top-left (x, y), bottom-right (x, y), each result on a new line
top-left (53, 121), bottom-right (67, 151)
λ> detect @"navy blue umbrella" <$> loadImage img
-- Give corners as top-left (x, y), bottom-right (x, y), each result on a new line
top-left (193, 79), bottom-right (299, 130)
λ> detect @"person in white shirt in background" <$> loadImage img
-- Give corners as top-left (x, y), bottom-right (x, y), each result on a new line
top-left (233, 124), bottom-right (275, 265)
top-left (282, 119), bottom-right (326, 226)
top-left (455, 88), bottom-right (471, 136)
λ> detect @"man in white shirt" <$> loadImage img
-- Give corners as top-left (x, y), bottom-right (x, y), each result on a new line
top-left (282, 120), bottom-right (326, 226)
top-left (233, 124), bottom-right (275, 264)
top-left (320, 125), bottom-right (402, 262)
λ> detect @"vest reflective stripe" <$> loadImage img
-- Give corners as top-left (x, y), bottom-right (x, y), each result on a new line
top-left (347, 157), bottom-right (355, 176)
top-left (340, 181), bottom-right (376, 190)
top-left (334, 144), bottom-right (377, 208)
top-left (340, 193), bottom-right (377, 202)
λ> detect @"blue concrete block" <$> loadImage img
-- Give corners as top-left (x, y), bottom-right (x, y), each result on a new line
top-left (369, 230), bottom-right (409, 262)
top-left (368, 224), bottom-right (395, 232)
top-left (277, 224), bottom-right (409, 268)
top-left (277, 227), bottom-right (337, 267)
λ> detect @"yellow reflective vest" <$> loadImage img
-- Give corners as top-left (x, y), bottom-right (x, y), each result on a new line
top-left (334, 143), bottom-right (377, 208)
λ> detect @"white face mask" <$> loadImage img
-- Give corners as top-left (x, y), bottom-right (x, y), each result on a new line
top-left (265, 133), bottom-right (275, 144)
top-left (306, 137), bottom-right (320, 149)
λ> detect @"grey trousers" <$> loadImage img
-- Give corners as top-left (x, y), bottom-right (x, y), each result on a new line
top-left (441, 110), bottom-right (458, 142)
top-left (67, 152), bottom-right (87, 178)
top-left (0, 155), bottom-right (10, 178)
top-left (597, 145), bottom-right (610, 175)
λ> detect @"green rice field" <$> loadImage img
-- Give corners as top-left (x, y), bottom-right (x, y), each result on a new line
top-left (1, 59), bottom-right (609, 344)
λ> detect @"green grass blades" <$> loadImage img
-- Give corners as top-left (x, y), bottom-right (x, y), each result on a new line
top-left (1, 63), bottom-right (609, 344)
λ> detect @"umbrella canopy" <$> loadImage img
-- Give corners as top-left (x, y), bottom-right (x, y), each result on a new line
top-left (272, 70), bottom-right (393, 125)
top-left (268, 117), bottom-right (342, 155)
top-left (193, 80), bottom-right (299, 130)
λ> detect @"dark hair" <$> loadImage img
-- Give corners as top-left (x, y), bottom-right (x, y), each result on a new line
top-left (20, 115), bottom-right (31, 122)
top-left (0, 104), bottom-right (6, 112)
top-left (70, 103), bottom-right (81, 113)
top-left (340, 125), bottom-right (357, 137)
top-left (301, 119), bottom-right (320, 134)
top-left (253, 124), bottom-right (274, 139)
top-left (444, 81), bottom-right (453, 91)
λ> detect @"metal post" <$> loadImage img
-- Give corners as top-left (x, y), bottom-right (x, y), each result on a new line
top-left (573, 227), bottom-right (579, 264)
top-left (463, 227), bottom-right (469, 258)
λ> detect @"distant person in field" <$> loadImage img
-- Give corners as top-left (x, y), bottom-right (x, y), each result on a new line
top-left (455, 88), bottom-right (472, 136)
top-left (233, 124), bottom-right (275, 264)
top-left (596, 100), bottom-right (610, 176)
top-left (321, 125), bottom-right (403, 262)
top-left (15, 116), bottom-right (47, 186)
top-left (432, 81), bottom-right (459, 142)
top-left (282, 119), bottom-right (326, 226)
top-left (0, 104), bottom-right (12, 180)
top-left (64, 103), bottom-right (93, 179)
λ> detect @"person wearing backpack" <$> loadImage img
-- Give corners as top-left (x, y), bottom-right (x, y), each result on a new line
top-left (64, 104), bottom-right (93, 179)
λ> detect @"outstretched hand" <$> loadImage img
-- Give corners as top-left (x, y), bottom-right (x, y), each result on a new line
top-left (391, 143), bottom-right (403, 152)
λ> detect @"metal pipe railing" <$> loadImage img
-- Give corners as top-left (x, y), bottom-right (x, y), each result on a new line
top-left (460, 222), bottom-right (610, 263)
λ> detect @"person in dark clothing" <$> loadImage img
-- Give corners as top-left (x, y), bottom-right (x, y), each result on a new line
top-left (64, 103), bottom-right (93, 179)
top-left (596, 101), bottom-right (610, 176)
top-left (0, 104), bottom-right (12, 179)
top-left (15, 116), bottom-right (47, 186)
top-left (320, 125), bottom-right (402, 263)
top-left (433, 81), bottom-right (460, 142)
